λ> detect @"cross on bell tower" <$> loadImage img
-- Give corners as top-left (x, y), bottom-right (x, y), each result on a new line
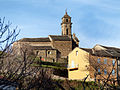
top-left (61, 10), bottom-right (72, 38)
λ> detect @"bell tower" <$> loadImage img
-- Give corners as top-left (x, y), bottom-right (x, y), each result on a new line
top-left (61, 10), bottom-right (72, 38)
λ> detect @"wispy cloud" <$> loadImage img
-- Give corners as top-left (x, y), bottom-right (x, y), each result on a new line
top-left (0, 0), bottom-right (120, 48)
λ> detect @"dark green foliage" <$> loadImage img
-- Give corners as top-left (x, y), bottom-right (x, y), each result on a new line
top-left (34, 58), bottom-right (67, 68)
top-left (53, 80), bottom-right (99, 90)
top-left (53, 68), bottom-right (68, 78)
top-left (33, 60), bottom-right (68, 77)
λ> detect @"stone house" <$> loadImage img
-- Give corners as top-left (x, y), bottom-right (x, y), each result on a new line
top-left (68, 44), bottom-right (120, 84)
top-left (13, 11), bottom-right (79, 63)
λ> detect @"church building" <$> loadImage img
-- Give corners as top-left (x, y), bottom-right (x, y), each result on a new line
top-left (13, 11), bottom-right (79, 63)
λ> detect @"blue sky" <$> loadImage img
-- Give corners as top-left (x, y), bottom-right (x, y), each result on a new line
top-left (0, 0), bottom-right (120, 48)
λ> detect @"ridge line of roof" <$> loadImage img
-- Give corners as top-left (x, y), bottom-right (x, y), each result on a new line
top-left (95, 44), bottom-right (120, 49)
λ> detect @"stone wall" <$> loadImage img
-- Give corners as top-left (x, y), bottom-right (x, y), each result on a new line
top-left (34, 49), bottom-right (58, 62)
top-left (52, 40), bottom-right (72, 58)
top-left (28, 42), bottom-right (52, 46)
top-left (13, 37), bottom-right (76, 63)
top-left (89, 55), bottom-right (117, 81)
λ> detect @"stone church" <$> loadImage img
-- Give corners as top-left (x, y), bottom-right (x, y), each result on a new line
top-left (14, 11), bottom-right (79, 63)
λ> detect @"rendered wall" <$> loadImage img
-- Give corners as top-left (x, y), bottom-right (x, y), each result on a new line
top-left (68, 47), bottom-right (91, 81)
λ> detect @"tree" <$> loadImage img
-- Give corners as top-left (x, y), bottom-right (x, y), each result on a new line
top-left (83, 50), bottom-right (118, 89)
top-left (0, 17), bottom-right (54, 89)
top-left (89, 55), bottom-right (116, 88)
top-left (0, 17), bottom-right (19, 71)
top-left (0, 17), bottom-right (19, 55)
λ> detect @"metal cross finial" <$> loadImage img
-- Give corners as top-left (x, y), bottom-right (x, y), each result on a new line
top-left (65, 9), bottom-right (67, 14)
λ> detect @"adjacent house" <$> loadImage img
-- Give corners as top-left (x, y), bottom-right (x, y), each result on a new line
top-left (68, 44), bottom-right (120, 84)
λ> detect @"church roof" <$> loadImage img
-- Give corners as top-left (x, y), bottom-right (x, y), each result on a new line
top-left (81, 48), bottom-right (92, 53)
top-left (62, 11), bottom-right (71, 19)
top-left (18, 37), bottom-right (50, 42)
top-left (32, 46), bottom-right (56, 50)
top-left (49, 35), bottom-right (71, 41)
top-left (18, 35), bottom-right (72, 42)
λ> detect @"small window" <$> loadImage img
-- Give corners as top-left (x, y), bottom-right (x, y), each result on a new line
top-left (118, 71), bottom-right (120, 76)
top-left (104, 59), bottom-right (107, 64)
top-left (36, 51), bottom-right (39, 54)
top-left (104, 69), bottom-right (107, 75)
top-left (112, 69), bottom-right (115, 75)
top-left (48, 51), bottom-right (51, 54)
top-left (71, 60), bottom-right (74, 68)
top-left (40, 57), bottom-right (42, 60)
top-left (66, 19), bottom-right (68, 22)
top-left (76, 51), bottom-right (78, 56)
top-left (98, 68), bottom-right (101, 74)
top-left (97, 58), bottom-right (100, 63)
top-left (98, 68), bottom-right (100, 73)
top-left (118, 66), bottom-right (120, 74)
top-left (112, 60), bottom-right (115, 66)
top-left (118, 60), bottom-right (120, 65)
top-left (53, 59), bottom-right (55, 62)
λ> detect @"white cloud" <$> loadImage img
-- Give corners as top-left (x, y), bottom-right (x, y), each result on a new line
top-left (1, 0), bottom-right (120, 48)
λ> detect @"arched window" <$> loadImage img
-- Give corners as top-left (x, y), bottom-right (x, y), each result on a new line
top-left (36, 51), bottom-right (39, 54)
top-left (53, 59), bottom-right (55, 62)
top-left (66, 19), bottom-right (68, 22)
top-left (66, 28), bottom-right (68, 35)
top-left (48, 51), bottom-right (51, 54)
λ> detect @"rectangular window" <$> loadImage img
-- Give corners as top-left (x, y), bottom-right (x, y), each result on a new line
top-left (118, 66), bottom-right (120, 71)
top-left (104, 69), bottom-right (107, 75)
top-left (118, 60), bottom-right (120, 65)
top-left (104, 59), bottom-right (107, 64)
top-left (118, 71), bottom-right (120, 76)
top-left (112, 60), bottom-right (115, 66)
top-left (98, 68), bottom-right (100, 73)
top-left (76, 51), bottom-right (78, 56)
top-left (97, 58), bottom-right (100, 63)
top-left (112, 69), bottom-right (115, 75)
top-left (71, 60), bottom-right (74, 68)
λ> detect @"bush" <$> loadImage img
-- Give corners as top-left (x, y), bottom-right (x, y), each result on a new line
top-left (53, 68), bottom-right (68, 77)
